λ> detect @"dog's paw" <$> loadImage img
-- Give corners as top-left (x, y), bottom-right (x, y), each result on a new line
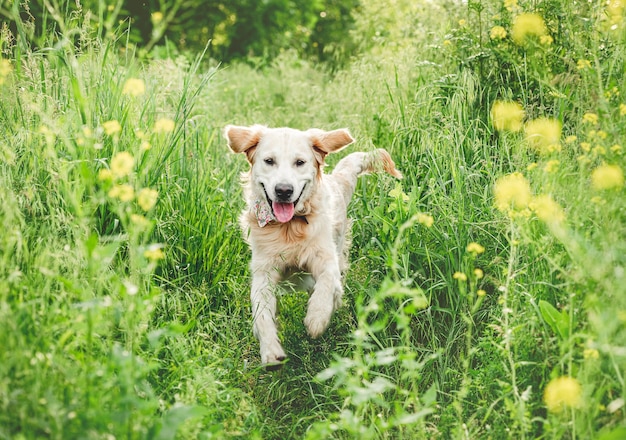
top-left (260, 341), bottom-right (287, 369)
top-left (304, 313), bottom-right (331, 339)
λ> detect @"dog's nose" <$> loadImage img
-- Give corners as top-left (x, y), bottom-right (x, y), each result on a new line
top-left (275, 183), bottom-right (294, 201)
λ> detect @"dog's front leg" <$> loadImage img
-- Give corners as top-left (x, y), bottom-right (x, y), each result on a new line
top-left (304, 256), bottom-right (343, 339)
top-left (250, 270), bottom-right (286, 368)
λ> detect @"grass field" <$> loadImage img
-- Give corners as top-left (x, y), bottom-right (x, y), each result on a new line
top-left (1, 0), bottom-right (625, 438)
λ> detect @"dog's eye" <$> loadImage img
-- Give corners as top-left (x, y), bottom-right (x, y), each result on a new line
top-left (264, 158), bottom-right (275, 166)
top-left (295, 159), bottom-right (306, 167)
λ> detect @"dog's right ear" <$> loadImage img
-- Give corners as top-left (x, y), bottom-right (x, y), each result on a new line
top-left (224, 125), bottom-right (264, 162)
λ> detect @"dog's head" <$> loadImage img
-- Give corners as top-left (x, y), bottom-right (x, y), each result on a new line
top-left (225, 125), bottom-right (354, 223)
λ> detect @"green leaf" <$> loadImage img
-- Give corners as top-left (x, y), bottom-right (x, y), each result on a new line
top-left (538, 300), bottom-right (569, 340)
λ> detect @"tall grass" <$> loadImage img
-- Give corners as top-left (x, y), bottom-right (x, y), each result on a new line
top-left (1, 0), bottom-right (625, 439)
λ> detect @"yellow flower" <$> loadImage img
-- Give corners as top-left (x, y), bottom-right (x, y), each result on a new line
top-left (151, 11), bottom-right (164, 24)
top-left (582, 112), bottom-right (599, 124)
top-left (580, 142), bottom-right (591, 152)
top-left (137, 188), bottom-right (158, 211)
top-left (544, 159), bottom-right (560, 173)
top-left (122, 78), bottom-right (146, 97)
top-left (144, 244), bottom-right (165, 261)
top-left (591, 164), bottom-right (624, 190)
top-left (592, 145), bottom-right (606, 156)
top-left (540, 35), bottom-right (553, 45)
top-left (130, 214), bottom-right (150, 228)
top-left (443, 39), bottom-right (452, 47)
top-left (490, 26), bottom-right (507, 40)
top-left (525, 118), bottom-right (562, 155)
top-left (504, 0), bottom-right (519, 12)
top-left (583, 348), bottom-right (599, 360)
top-left (140, 141), bottom-right (152, 151)
top-left (620, 103), bottom-right (626, 116)
top-left (477, 289), bottom-right (487, 297)
top-left (474, 268), bottom-right (484, 279)
top-left (110, 151), bottom-right (135, 178)
top-left (98, 169), bottom-right (113, 181)
top-left (527, 162), bottom-right (538, 171)
top-left (453, 272), bottom-right (468, 281)
top-left (530, 194), bottom-right (565, 224)
top-left (610, 144), bottom-right (622, 154)
top-left (577, 59), bottom-right (592, 70)
top-left (103, 120), bottom-right (122, 136)
top-left (494, 172), bottom-right (532, 212)
top-left (108, 184), bottom-right (135, 202)
top-left (466, 242), bottom-right (485, 254)
top-left (491, 100), bottom-right (525, 132)
top-left (154, 117), bottom-right (175, 133)
top-left (511, 13), bottom-right (548, 46)
top-left (543, 376), bottom-right (583, 413)
top-left (0, 58), bottom-right (12, 84)
top-left (458, 19), bottom-right (467, 27)
top-left (416, 213), bottom-right (434, 228)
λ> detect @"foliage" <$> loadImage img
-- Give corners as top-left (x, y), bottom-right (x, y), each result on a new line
top-left (1, 0), bottom-right (626, 439)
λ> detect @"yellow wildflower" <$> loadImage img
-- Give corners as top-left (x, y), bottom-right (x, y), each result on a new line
top-left (151, 11), bottom-right (164, 24)
top-left (103, 120), bottom-right (122, 136)
top-left (591, 164), bottom-right (624, 190)
top-left (466, 242), bottom-right (485, 254)
top-left (140, 141), bottom-right (152, 151)
top-left (530, 194), bottom-right (565, 224)
top-left (527, 163), bottom-right (538, 171)
top-left (490, 26), bottom-right (507, 40)
top-left (453, 272), bottom-right (468, 281)
top-left (108, 184), bottom-right (135, 202)
top-left (477, 289), bottom-right (487, 297)
top-left (130, 214), bottom-right (150, 228)
top-left (474, 268), bottom-right (484, 279)
top-left (543, 376), bottom-right (583, 413)
top-left (494, 172), bottom-right (532, 212)
top-left (620, 103), bottom-right (626, 116)
top-left (491, 100), bottom-right (525, 132)
top-left (525, 118), bottom-right (562, 155)
top-left (110, 151), bottom-right (135, 178)
top-left (458, 19), bottom-right (467, 27)
top-left (144, 245), bottom-right (165, 261)
top-left (597, 130), bottom-right (608, 140)
top-left (565, 135), bottom-right (577, 144)
top-left (610, 144), bottom-right (622, 154)
top-left (504, 0), bottom-right (519, 12)
top-left (582, 112), bottom-right (599, 124)
top-left (583, 348), bottom-right (599, 360)
top-left (511, 13), bottom-right (548, 46)
top-left (590, 196), bottom-right (605, 205)
top-left (592, 146), bottom-right (606, 156)
top-left (580, 142), bottom-right (591, 152)
top-left (98, 169), bottom-right (113, 181)
top-left (577, 59), bottom-right (592, 70)
top-left (416, 213), bottom-right (434, 228)
top-left (443, 39), bottom-right (452, 47)
top-left (154, 118), bottom-right (175, 133)
top-left (122, 78), bottom-right (146, 97)
top-left (544, 159), bottom-right (560, 173)
top-left (137, 188), bottom-right (158, 211)
top-left (540, 35), bottom-right (553, 45)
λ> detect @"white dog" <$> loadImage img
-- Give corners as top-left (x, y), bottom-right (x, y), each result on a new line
top-left (225, 125), bottom-right (402, 369)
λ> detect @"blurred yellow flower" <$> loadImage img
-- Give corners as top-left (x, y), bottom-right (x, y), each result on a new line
top-left (151, 11), bottom-right (164, 24)
top-left (527, 162), bottom-right (538, 171)
top-left (466, 242), bottom-right (485, 254)
top-left (458, 19), bottom-right (467, 27)
top-left (474, 268), bottom-right (484, 279)
top-left (0, 58), bottom-right (12, 85)
top-left (491, 100), bottom-right (524, 132)
top-left (530, 194), bottom-right (565, 224)
top-left (103, 120), bottom-right (122, 136)
top-left (577, 59), bottom-right (592, 70)
top-left (98, 169), bottom-right (113, 181)
top-left (583, 348), bottom-right (599, 360)
top-left (505, 0), bottom-right (519, 12)
top-left (110, 151), bottom-right (135, 178)
top-left (140, 141), bottom-right (152, 151)
top-left (540, 35), bottom-right (553, 45)
top-left (580, 142), bottom-right (591, 152)
top-left (582, 112), bottom-right (599, 124)
top-left (565, 135), bottom-right (577, 144)
top-left (416, 213), bottom-right (434, 228)
top-left (544, 159), bottom-right (560, 173)
top-left (591, 164), bottom-right (624, 190)
top-left (490, 26), bottom-right (507, 40)
top-left (610, 144), bottom-right (622, 154)
top-left (477, 289), bottom-right (487, 297)
top-left (525, 118), bottom-right (562, 155)
top-left (453, 272), bottom-right (468, 281)
top-left (108, 184), bottom-right (135, 202)
top-left (122, 78), bottom-right (146, 97)
top-left (144, 245), bottom-right (165, 261)
top-left (543, 376), bottom-right (583, 413)
top-left (620, 103), bottom-right (626, 115)
top-left (494, 172), bottom-right (532, 212)
top-left (137, 188), bottom-right (158, 211)
top-left (511, 13), bottom-right (548, 45)
top-left (130, 213), bottom-right (150, 228)
top-left (154, 117), bottom-right (175, 133)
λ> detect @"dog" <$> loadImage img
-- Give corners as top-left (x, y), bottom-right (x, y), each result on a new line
top-left (225, 124), bottom-right (402, 369)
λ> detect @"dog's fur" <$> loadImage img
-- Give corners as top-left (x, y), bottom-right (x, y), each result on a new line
top-left (225, 124), bottom-right (402, 368)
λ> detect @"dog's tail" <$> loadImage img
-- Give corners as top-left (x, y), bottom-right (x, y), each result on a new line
top-left (331, 148), bottom-right (402, 204)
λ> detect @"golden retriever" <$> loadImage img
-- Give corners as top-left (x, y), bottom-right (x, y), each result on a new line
top-left (225, 124), bottom-right (402, 369)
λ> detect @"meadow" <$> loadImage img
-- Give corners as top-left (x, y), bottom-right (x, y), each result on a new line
top-left (0, 0), bottom-right (625, 438)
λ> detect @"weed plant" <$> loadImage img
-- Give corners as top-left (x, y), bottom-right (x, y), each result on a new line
top-left (0, 0), bottom-right (625, 439)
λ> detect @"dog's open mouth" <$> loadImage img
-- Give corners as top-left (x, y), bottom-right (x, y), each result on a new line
top-left (262, 184), bottom-right (306, 223)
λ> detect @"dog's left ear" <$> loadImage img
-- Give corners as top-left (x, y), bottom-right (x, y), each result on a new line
top-left (307, 128), bottom-right (354, 160)
top-left (224, 124), bottom-right (264, 162)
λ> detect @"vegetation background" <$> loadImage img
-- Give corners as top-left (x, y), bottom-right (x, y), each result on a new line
top-left (0, 0), bottom-right (625, 438)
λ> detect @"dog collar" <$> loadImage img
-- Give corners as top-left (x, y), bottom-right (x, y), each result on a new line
top-left (252, 198), bottom-right (308, 227)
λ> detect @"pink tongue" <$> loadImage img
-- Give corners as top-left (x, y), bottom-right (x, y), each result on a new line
top-left (272, 202), bottom-right (295, 223)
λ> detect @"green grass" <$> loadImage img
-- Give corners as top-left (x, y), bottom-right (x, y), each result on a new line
top-left (1, 0), bottom-right (626, 439)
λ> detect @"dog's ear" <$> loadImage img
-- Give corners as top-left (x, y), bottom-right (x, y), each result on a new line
top-left (307, 128), bottom-right (354, 160)
top-left (224, 125), bottom-right (264, 162)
